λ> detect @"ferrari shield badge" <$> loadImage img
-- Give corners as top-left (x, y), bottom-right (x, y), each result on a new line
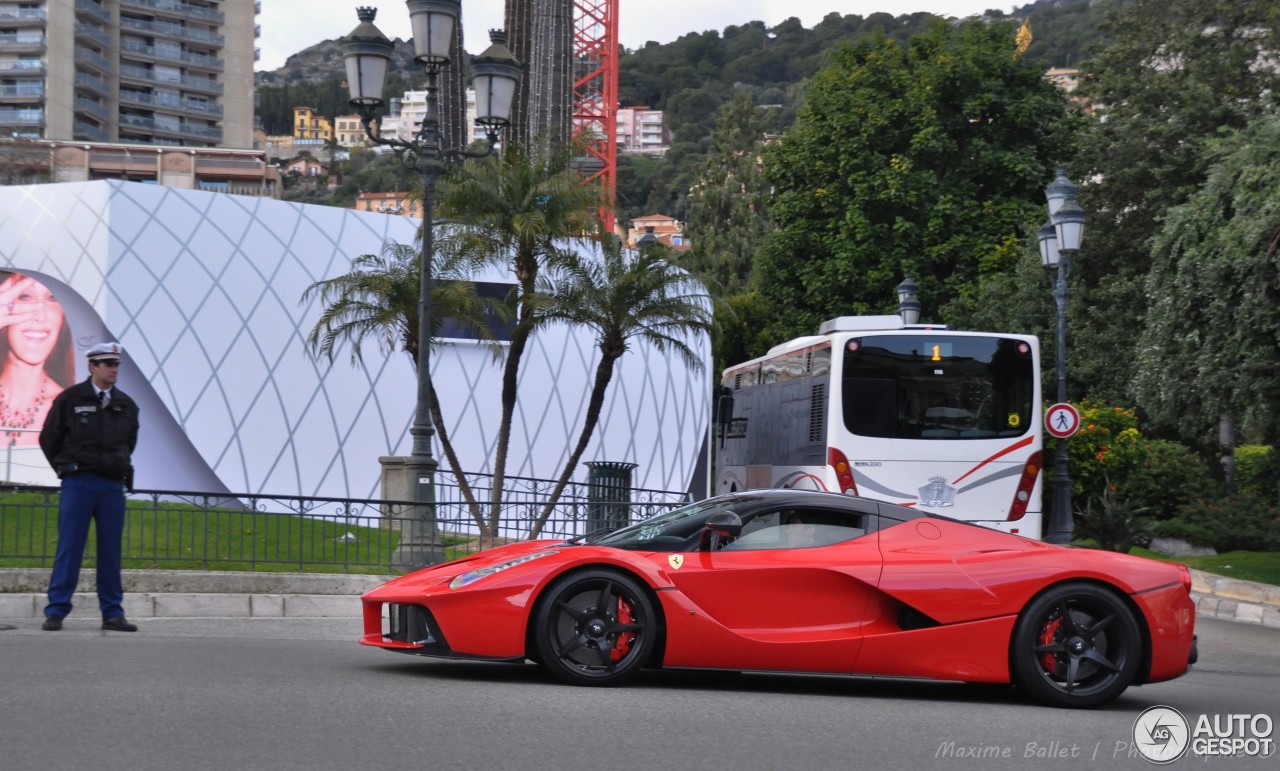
top-left (667, 554), bottom-right (684, 570)
top-left (917, 476), bottom-right (957, 507)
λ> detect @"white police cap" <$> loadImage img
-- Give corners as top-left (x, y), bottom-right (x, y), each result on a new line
top-left (86, 342), bottom-right (123, 360)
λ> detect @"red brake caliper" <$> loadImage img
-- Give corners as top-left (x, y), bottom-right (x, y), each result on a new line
top-left (1039, 616), bottom-right (1063, 672)
top-left (612, 596), bottom-right (635, 662)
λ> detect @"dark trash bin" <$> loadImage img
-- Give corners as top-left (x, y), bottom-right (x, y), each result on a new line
top-left (586, 461), bottom-right (638, 532)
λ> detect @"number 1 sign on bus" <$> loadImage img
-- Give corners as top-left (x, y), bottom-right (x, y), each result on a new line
top-left (716, 314), bottom-right (1045, 538)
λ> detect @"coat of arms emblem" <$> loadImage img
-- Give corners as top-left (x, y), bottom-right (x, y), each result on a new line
top-left (917, 476), bottom-right (957, 507)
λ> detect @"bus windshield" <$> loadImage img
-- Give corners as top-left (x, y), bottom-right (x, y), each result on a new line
top-left (842, 334), bottom-right (1034, 440)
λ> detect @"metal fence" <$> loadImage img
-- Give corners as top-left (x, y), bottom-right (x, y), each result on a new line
top-left (0, 474), bottom-right (690, 574)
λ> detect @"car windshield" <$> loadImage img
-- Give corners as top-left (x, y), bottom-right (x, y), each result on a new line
top-left (583, 499), bottom-right (733, 550)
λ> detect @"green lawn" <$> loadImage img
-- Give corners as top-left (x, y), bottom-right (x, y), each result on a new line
top-left (0, 490), bottom-right (405, 574)
top-left (1131, 547), bottom-right (1280, 586)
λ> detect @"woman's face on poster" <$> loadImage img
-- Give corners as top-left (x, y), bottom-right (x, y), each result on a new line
top-left (4, 275), bottom-right (64, 366)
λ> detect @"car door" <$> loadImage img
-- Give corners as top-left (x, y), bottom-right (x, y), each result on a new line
top-left (653, 499), bottom-right (883, 673)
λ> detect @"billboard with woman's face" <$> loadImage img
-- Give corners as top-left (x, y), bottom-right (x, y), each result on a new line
top-left (0, 272), bottom-right (75, 446)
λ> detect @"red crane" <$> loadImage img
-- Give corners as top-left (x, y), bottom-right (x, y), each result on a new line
top-left (572, 0), bottom-right (619, 232)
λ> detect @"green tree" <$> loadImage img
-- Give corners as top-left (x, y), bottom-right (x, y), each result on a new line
top-left (754, 19), bottom-right (1070, 345)
top-left (1134, 113), bottom-right (1280, 451)
top-left (525, 237), bottom-right (715, 537)
top-left (1068, 0), bottom-right (1280, 404)
top-left (300, 238), bottom-right (505, 531)
top-left (437, 142), bottom-right (603, 533)
top-left (683, 92), bottom-right (777, 295)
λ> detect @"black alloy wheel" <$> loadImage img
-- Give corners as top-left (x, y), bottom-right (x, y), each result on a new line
top-left (1011, 581), bottom-right (1142, 708)
top-left (533, 569), bottom-right (658, 686)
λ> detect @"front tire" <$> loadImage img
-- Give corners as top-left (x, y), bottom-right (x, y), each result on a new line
top-left (1011, 582), bottom-right (1142, 708)
top-left (534, 570), bottom-right (658, 686)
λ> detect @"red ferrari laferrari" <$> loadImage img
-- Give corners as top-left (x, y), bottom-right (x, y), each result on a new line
top-left (360, 489), bottom-right (1198, 708)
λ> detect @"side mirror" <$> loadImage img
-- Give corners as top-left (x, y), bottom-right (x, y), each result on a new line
top-left (713, 385), bottom-right (735, 425)
top-left (699, 511), bottom-right (743, 551)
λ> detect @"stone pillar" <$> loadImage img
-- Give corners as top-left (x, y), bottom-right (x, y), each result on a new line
top-left (380, 456), bottom-right (444, 569)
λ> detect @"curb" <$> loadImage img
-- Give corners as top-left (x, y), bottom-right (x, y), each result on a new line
top-left (0, 568), bottom-right (389, 620)
top-left (1190, 569), bottom-right (1280, 629)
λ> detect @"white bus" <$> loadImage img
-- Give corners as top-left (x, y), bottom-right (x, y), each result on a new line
top-left (715, 315), bottom-right (1044, 538)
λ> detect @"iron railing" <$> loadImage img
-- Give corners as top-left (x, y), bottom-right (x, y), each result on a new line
top-left (0, 479), bottom-right (689, 574)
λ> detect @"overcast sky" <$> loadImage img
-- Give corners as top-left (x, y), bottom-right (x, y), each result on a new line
top-left (257, 1), bottom-right (1014, 71)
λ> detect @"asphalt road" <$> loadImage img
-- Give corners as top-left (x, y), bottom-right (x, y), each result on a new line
top-left (1, 616), bottom-right (1276, 771)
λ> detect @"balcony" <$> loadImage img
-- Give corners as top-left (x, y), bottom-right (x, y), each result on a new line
top-left (0, 82), bottom-right (44, 102)
top-left (74, 0), bottom-right (111, 24)
top-left (119, 0), bottom-right (225, 24)
top-left (0, 33), bottom-right (46, 55)
top-left (0, 107), bottom-right (44, 126)
top-left (119, 64), bottom-right (224, 96)
top-left (0, 59), bottom-right (44, 77)
top-left (75, 48), bottom-right (112, 75)
top-left (120, 16), bottom-right (224, 47)
top-left (119, 90), bottom-right (224, 118)
top-left (74, 72), bottom-right (110, 98)
top-left (195, 156), bottom-right (274, 180)
top-left (119, 113), bottom-right (222, 141)
top-left (74, 97), bottom-right (110, 122)
top-left (74, 121), bottom-right (109, 142)
top-left (75, 23), bottom-right (111, 49)
top-left (0, 7), bottom-right (46, 25)
top-left (87, 149), bottom-right (165, 178)
top-left (121, 41), bottom-right (224, 72)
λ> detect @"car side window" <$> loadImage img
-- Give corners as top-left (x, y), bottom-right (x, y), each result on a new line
top-left (722, 507), bottom-right (867, 550)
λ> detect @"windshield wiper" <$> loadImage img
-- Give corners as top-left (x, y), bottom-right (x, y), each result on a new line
top-left (566, 526), bottom-right (615, 545)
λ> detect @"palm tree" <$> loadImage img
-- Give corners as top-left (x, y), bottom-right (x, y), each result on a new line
top-left (438, 140), bottom-right (603, 533)
top-left (525, 235), bottom-right (716, 538)
top-left (301, 237), bottom-right (505, 531)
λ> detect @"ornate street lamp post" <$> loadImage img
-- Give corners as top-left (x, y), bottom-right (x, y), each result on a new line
top-left (1037, 168), bottom-right (1087, 545)
top-left (342, 3), bottom-right (519, 567)
top-left (896, 274), bottom-right (921, 325)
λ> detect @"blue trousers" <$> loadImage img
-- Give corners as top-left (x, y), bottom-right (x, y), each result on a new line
top-left (45, 473), bottom-right (127, 620)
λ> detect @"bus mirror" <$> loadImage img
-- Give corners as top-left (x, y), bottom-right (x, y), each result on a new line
top-left (714, 385), bottom-right (734, 425)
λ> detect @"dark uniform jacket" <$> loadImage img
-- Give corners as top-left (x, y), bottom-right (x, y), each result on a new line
top-left (39, 379), bottom-right (140, 488)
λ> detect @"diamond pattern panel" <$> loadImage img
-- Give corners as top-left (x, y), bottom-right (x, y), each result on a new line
top-left (0, 181), bottom-right (710, 498)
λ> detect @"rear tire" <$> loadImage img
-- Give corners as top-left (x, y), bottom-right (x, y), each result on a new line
top-left (534, 570), bottom-right (658, 686)
top-left (1011, 582), bottom-right (1141, 708)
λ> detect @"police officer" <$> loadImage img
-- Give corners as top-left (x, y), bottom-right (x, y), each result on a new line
top-left (39, 342), bottom-right (140, 632)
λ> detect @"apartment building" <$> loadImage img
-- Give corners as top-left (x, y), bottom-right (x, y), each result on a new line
top-left (353, 190), bottom-right (420, 218)
top-left (293, 105), bottom-right (331, 141)
top-left (616, 106), bottom-right (669, 155)
top-left (334, 114), bottom-right (364, 147)
top-left (377, 87), bottom-right (489, 147)
top-left (626, 214), bottom-right (689, 250)
top-left (0, 0), bottom-right (258, 149)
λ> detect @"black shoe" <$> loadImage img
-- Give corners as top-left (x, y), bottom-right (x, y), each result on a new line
top-left (42, 616), bottom-right (63, 631)
top-left (101, 616), bottom-right (138, 632)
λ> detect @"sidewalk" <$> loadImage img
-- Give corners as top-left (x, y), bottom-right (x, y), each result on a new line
top-left (0, 568), bottom-right (390, 619)
top-left (1, 567), bottom-right (1277, 628)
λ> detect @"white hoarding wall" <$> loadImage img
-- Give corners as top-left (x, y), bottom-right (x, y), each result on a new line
top-left (0, 181), bottom-right (710, 500)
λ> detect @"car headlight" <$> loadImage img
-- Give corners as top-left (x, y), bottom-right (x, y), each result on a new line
top-left (448, 551), bottom-right (556, 589)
